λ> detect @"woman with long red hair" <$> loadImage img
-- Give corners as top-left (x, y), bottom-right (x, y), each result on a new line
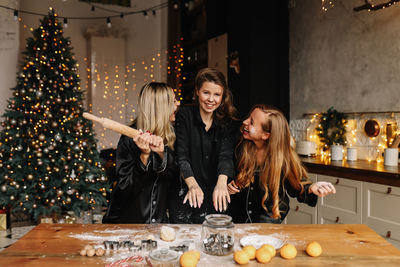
top-left (228, 105), bottom-right (336, 223)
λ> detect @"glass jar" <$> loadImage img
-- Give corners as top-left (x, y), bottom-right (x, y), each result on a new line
top-left (201, 214), bottom-right (234, 255)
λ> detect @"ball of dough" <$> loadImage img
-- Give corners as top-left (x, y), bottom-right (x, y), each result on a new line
top-left (242, 245), bottom-right (256, 260)
top-left (84, 245), bottom-right (94, 251)
top-left (86, 248), bottom-right (96, 257)
top-left (233, 250), bottom-right (249, 265)
top-left (79, 249), bottom-right (87, 256)
top-left (160, 226), bottom-right (176, 242)
top-left (95, 247), bottom-right (105, 256)
top-left (255, 248), bottom-right (271, 263)
top-left (180, 251), bottom-right (199, 267)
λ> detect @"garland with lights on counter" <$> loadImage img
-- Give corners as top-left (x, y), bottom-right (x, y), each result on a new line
top-left (316, 107), bottom-right (347, 151)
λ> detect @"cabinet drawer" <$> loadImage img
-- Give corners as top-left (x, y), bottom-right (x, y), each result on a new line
top-left (287, 199), bottom-right (317, 224)
top-left (363, 182), bottom-right (400, 248)
top-left (318, 175), bottom-right (362, 224)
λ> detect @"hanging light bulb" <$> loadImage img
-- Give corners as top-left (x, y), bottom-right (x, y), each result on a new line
top-left (173, 1), bottom-right (179, 9)
top-left (152, 10), bottom-right (156, 16)
top-left (63, 18), bottom-right (68, 28)
top-left (120, 13), bottom-right (124, 18)
top-left (106, 17), bottom-right (111, 28)
top-left (143, 11), bottom-right (149, 20)
top-left (91, 5), bottom-right (95, 12)
top-left (13, 10), bottom-right (18, 21)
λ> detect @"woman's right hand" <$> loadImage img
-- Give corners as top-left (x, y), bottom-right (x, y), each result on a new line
top-left (227, 180), bottom-right (240, 195)
top-left (133, 130), bottom-right (151, 154)
top-left (183, 177), bottom-right (204, 208)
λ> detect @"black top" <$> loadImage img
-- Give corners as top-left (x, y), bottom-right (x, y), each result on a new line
top-left (102, 134), bottom-right (178, 224)
top-left (229, 171), bottom-right (318, 224)
top-left (171, 105), bottom-right (238, 223)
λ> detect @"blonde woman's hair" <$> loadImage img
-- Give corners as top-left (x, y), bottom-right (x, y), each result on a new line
top-left (235, 104), bottom-right (309, 219)
top-left (135, 82), bottom-right (176, 149)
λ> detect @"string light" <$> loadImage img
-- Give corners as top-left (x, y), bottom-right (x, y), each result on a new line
top-left (106, 17), bottom-right (111, 28)
top-left (354, 0), bottom-right (400, 12)
top-left (63, 18), bottom-right (68, 28)
top-left (13, 9), bottom-right (18, 21)
top-left (143, 10), bottom-right (149, 20)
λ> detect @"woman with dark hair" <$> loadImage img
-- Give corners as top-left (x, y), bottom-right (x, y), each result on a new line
top-left (228, 105), bottom-right (336, 223)
top-left (102, 82), bottom-right (180, 224)
top-left (170, 68), bottom-right (239, 223)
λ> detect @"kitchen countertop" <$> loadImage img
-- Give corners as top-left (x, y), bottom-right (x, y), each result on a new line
top-left (0, 223), bottom-right (399, 266)
top-left (301, 156), bottom-right (400, 186)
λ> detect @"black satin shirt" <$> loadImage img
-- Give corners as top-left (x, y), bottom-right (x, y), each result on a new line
top-left (171, 105), bottom-right (239, 223)
top-left (102, 134), bottom-right (178, 224)
top-left (229, 171), bottom-right (318, 224)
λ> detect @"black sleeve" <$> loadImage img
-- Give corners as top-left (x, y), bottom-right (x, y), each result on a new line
top-left (115, 135), bottom-right (151, 193)
top-left (175, 107), bottom-right (195, 179)
top-left (217, 121), bottom-right (240, 178)
top-left (285, 179), bottom-right (318, 207)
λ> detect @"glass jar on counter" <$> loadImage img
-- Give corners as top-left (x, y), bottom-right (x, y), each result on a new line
top-left (201, 214), bottom-right (234, 255)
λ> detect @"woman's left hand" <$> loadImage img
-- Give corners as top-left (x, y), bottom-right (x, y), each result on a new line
top-left (149, 135), bottom-right (164, 156)
top-left (309, 181), bottom-right (336, 197)
top-left (213, 181), bottom-right (231, 212)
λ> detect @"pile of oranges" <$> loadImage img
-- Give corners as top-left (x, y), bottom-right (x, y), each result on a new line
top-left (234, 241), bottom-right (322, 264)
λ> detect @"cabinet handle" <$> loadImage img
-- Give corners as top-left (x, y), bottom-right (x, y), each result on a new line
top-left (335, 179), bottom-right (340, 184)
top-left (386, 231), bottom-right (391, 238)
top-left (335, 216), bottom-right (339, 223)
top-left (387, 187), bottom-right (392, 194)
top-left (295, 206), bottom-right (299, 211)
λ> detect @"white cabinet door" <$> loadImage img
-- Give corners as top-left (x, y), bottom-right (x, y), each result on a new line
top-left (317, 175), bottom-right (362, 224)
top-left (286, 173), bottom-right (318, 224)
top-left (363, 182), bottom-right (400, 248)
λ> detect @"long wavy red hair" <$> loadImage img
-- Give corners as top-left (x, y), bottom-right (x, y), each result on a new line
top-left (235, 104), bottom-right (308, 218)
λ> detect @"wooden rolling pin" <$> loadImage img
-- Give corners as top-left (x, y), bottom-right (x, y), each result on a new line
top-left (83, 112), bottom-right (139, 138)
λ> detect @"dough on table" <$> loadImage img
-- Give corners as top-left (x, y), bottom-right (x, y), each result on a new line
top-left (160, 226), bottom-right (176, 241)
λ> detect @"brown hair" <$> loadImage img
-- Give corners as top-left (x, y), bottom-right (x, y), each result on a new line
top-left (194, 68), bottom-right (237, 124)
top-left (235, 104), bottom-right (309, 219)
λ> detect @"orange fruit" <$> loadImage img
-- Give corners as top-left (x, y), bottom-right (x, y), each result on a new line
top-left (259, 244), bottom-right (276, 257)
top-left (280, 243), bottom-right (297, 260)
top-left (255, 248), bottom-right (271, 263)
top-left (233, 250), bottom-right (250, 265)
top-left (306, 241), bottom-right (322, 257)
top-left (180, 251), bottom-right (198, 267)
top-left (187, 250), bottom-right (201, 261)
top-left (242, 245), bottom-right (256, 260)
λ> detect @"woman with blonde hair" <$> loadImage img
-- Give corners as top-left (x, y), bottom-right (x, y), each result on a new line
top-left (228, 104), bottom-right (335, 223)
top-left (103, 82), bottom-right (180, 223)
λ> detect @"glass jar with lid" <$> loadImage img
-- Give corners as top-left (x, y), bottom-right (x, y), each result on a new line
top-left (201, 214), bottom-right (234, 255)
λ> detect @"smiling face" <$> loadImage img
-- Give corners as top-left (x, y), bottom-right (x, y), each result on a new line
top-left (242, 108), bottom-right (270, 142)
top-left (196, 81), bottom-right (223, 116)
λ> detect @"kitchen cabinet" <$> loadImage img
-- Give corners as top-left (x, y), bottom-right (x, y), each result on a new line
top-left (363, 182), bottom-right (400, 247)
top-left (317, 175), bottom-right (363, 224)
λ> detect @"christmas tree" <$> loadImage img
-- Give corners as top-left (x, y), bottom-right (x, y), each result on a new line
top-left (0, 9), bottom-right (108, 221)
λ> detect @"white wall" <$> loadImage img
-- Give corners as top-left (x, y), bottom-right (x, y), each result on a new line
top-left (0, 0), bottom-right (168, 146)
top-left (290, 0), bottom-right (400, 119)
top-left (0, 0), bottom-right (19, 119)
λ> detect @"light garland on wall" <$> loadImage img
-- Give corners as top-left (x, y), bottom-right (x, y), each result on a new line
top-left (0, 1), bottom-right (168, 29)
top-left (321, 0), bottom-right (336, 12)
top-left (354, 0), bottom-right (400, 12)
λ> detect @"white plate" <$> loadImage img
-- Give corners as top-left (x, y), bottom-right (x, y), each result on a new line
top-left (240, 235), bottom-right (284, 249)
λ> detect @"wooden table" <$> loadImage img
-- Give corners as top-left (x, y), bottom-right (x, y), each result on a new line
top-left (0, 223), bottom-right (399, 266)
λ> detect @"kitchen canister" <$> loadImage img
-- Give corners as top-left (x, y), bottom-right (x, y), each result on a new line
top-left (384, 148), bottom-right (399, 166)
top-left (347, 147), bottom-right (357, 161)
top-left (202, 214), bottom-right (234, 255)
top-left (331, 145), bottom-right (343, 161)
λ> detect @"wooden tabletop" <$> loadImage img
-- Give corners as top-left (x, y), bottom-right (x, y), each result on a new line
top-left (0, 223), bottom-right (399, 266)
